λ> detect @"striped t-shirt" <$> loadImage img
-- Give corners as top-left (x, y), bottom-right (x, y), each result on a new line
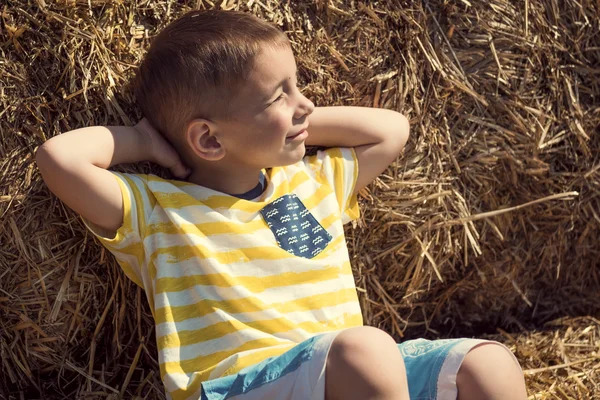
top-left (85, 147), bottom-right (363, 400)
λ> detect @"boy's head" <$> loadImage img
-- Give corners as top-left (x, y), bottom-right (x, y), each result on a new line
top-left (135, 10), bottom-right (314, 170)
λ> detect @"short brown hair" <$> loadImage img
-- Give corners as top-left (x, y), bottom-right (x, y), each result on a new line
top-left (135, 10), bottom-right (289, 147)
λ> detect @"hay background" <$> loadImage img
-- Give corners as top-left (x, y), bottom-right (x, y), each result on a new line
top-left (1, 0), bottom-right (599, 398)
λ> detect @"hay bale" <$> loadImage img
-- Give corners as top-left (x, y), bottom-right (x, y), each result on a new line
top-left (0, 0), bottom-right (598, 398)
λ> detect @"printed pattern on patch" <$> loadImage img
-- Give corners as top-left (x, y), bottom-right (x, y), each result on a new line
top-left (399, 338), bottom-right (456, 358)
top-left (260, 194), bottom-right (332, 259)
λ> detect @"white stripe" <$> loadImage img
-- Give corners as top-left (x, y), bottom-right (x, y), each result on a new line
top-left (146, 183), bottom-right (333, 228)
top-left (207, 343), bottom-right (294, 380)
top-left (82, 217), bottom-right (145, 282)
top-left (437, 340), bottom-right (523, 400)
top-left (142, 166), bottom-right (332, 223)
top-left (154, 273), bottom-right (356, 309)
top-left (118, 173), bottom-right (155, 224)
top-left (437, 339), bottom-right (485, 400)
top-left (147, 167), bottom-right (291, 202)
top-left (156, 301), bottom-right (361, 339)
top-left (302, 148), bottom-right (355, 210)
top-left (339, 147), bottom-right (356, 207)
top-left (146, 200), bottom-right (343, 254)
top-left (82, 216), bottom-right (138, 249)
top-left (147, 208), bottom-right (347, 269)
top-left (153, 242), bottom-right (349, 280)
top-left (146, 224), bottom-right (278, 253)
top-left (149, 194), bottom-right (260, 222)
top-left (158, 327), bottom-right (303, 363)
top-left (146, 167), bottom-right (301, 205)
top-left (162, 343), bottom-right (295, 394)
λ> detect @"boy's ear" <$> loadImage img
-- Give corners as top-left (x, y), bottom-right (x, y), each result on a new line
top-left (186, 119), bottom-right (226, 161)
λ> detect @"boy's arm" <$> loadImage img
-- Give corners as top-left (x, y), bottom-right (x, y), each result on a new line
top-left (305, 106), bottom-right (410, 194)
top-left (36, 119), bottom-right (188, 233)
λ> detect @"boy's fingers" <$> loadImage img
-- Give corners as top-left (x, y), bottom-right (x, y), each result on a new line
top-left (170, 162), bottom-right (191, 179)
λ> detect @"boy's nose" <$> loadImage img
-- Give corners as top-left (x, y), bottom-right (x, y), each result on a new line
top-left (294, 94), bottom-right (315, 120)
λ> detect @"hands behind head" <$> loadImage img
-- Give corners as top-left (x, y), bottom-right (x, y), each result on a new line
top-left (135, 118), bottom-right (191, 180)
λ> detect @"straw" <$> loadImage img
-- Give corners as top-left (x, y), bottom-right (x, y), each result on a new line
top-left (1, 0), bottom-right (598, 398)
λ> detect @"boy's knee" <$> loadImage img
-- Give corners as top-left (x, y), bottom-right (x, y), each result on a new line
top-left (326, 326), bottom-right (409, 400)
top-left (329, 326), bottom-right (398, 361)
top-left (457, 342), bottom-right (527, 400)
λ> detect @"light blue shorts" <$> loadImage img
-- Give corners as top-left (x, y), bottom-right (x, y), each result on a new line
top-left (200, 332), bottom-right (514, 400)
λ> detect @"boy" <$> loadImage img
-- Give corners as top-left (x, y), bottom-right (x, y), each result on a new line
top-left (36, 10), bottom-right (527, 400)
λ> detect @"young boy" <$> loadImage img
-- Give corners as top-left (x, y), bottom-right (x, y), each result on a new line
top-left (36, 10), bottom-right (527, 400)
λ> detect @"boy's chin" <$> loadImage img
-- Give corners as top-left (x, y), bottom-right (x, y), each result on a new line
top-left (268, 146), bottom-right (306, 168)
top-left (286, 144), bottom-right (307, 163)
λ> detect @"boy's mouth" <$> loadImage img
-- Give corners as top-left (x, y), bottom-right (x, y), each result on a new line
top-left (286, 127), bottom-right (308, 142)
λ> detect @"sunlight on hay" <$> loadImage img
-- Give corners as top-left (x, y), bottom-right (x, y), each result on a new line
top-left (0, 0), bottom-right (598, 398)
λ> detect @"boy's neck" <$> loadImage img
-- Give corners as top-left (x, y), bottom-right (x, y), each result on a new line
top-left (186, 162), bottom-right (263, 196)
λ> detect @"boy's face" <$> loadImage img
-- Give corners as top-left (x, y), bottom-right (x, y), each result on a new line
top-left (215, 44), bottom-right (315, 169)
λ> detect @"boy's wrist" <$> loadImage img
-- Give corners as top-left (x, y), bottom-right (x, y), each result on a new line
top-left (132, 124), bottom-right (157, 163)
top-left (130, 119), bottom-right (190, 179)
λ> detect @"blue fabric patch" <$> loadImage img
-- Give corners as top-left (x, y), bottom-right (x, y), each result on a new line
top-left (260, 194), bottom-right (332, 259)
top-left (201, 335), bottom-right (322, 400)
top-left (398, 338), bottom-right (467, 399)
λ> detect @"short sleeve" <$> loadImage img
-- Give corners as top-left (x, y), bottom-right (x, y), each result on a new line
top-left (81, 172), bottom-right (154, 288)
top-left (302, 147), bottom-right (360, 224)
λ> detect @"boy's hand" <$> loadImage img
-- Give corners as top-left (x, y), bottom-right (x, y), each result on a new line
top-left (305, 107), bottom-right (410, 194)
top-left (36, 120), bottom-right (190, 234)
top-left (135, 118), bottom-right (190, 179)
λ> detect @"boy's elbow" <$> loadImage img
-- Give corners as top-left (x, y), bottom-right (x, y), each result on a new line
top-left (389, 113), bottom-right (410, 156)
top-left (36, 138), bottom-right (70, 178)
top-left (36, 139), bottom-right (59, 172)
top-left (35, 141), bottom-right (52, 172)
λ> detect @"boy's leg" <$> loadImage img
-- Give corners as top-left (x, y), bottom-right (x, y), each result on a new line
top-left (399, 338), bottom-right (526, 400)
top-left (325, 326), bottom-right (410, 400)
top-left (456, 343), bottom-right (527, 400)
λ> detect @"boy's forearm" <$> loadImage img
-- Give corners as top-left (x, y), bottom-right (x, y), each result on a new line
top-left (305, 106), bottom-right (408, 148)
top-left (37, 126), bottom-right (151, 169)
top-left (35, 125), bottom-right (154, 233)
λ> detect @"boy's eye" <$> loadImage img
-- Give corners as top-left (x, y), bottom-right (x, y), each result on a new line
top-left (269, 94), bottom-right (284, 106)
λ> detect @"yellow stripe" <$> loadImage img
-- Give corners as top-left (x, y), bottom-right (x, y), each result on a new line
top-left (167, 344), bottom-right (295, 400)
top-left (319, 212), bottom-right (339, 231)
top-left (148, 225), bottom-right (349, 282)
top-left (158, 311), bottom-right (362, 350)
top-left (111, 238), bottom-right (144, 264)
top-left (219, 344), bottom-right (296, 376)
top-left (150, 170), bottom-right (310, 212)
top-left (149, 227), bottom-right (345, 277)
top-left (284, 167), bottom-right (310, 193)
top-left (162, 337), bottom-right (285, 377)
top-left (147, 219), bottom-right (268, 237)
top-left (105, 240), bottom-right (145, 287)
top-left (114, 260), bottom-right (144, 288)
top-left (328, 148), bottom-right (346, 211)
top-left (159, 319), bottom-right (290, 351)
top-left (345, 148), bottom-right (360, 218)
top-left (312, 234), bottom-right (345, 260)
top-left (149, 218), bottom-right (344, 265)
top-left (156, 264), bottom-right (347, 294)
top-left (120, 175), bottom-right (150, 235)
top-left (299, 183), bottom-right (334, 210)
top-left (155, 287), bottom-right (359, 324)
top-left (146, 174), bottom-right (194, 188)
top-left (149, 243), bottom-right (296, 265)
top-left (147, 208), bottom-right (340, 238)
top-left (348, 147), bottom-right (359, 197)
